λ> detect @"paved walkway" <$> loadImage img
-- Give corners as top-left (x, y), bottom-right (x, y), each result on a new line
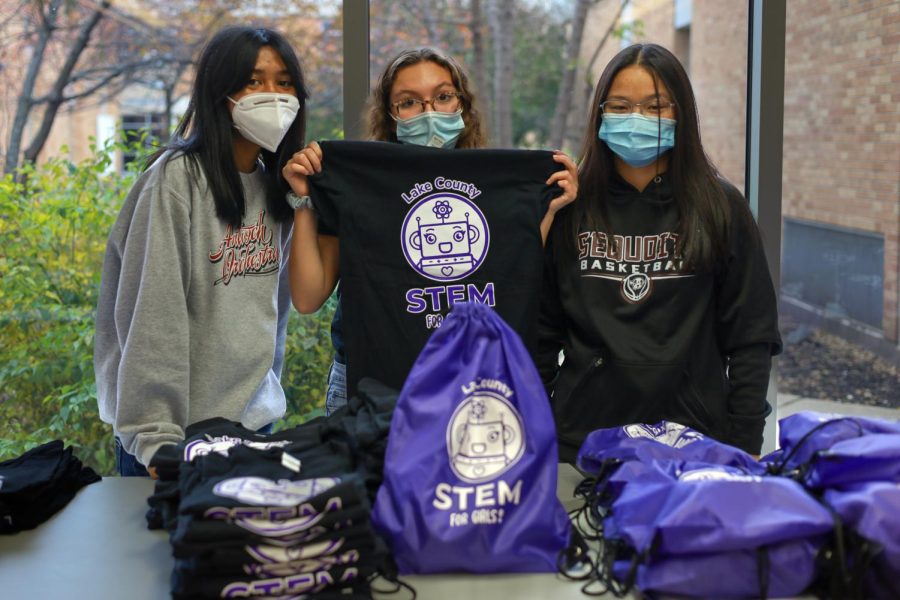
top-left (761, 393), bottom-right (899, 454)
top-left (777, 392), bottom-right (900, 420)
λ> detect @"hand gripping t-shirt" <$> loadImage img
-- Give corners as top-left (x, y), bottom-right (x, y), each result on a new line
top-left (309, 141), bottom-right (556, 396)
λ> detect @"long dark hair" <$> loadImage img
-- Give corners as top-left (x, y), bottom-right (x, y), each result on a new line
top-left (153, 26), bottom-right (308, 227)
top-left (564, 43), bottom-right (731, 270)
top-left (367, 47), bottom-right (487, 148)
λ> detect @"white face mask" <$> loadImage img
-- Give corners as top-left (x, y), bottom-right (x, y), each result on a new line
top-left (228, 92), bottom-right (299, 152)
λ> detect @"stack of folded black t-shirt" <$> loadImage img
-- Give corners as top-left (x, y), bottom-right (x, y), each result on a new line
top-left (147, 379), bottom-right (397, 532)
top-left (147, 378), bottom-right (398, 599)
top-left (169, 443), bottom-right (382, 599)
top-left (0, 440), bottom-right (101, 533)
top-left (146, 415), bottom-right (328, 532)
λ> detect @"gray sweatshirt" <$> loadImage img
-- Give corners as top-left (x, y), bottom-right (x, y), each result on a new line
top-left (94, 153), bottom-right (293, 467)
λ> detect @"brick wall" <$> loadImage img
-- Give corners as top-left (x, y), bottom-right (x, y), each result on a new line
top-left (689, 0), bottom-right (748, 191)
top-left (783, 0), bottom-right (900, 341)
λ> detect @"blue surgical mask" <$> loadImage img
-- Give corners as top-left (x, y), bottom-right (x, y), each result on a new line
top-left (598, 113), bottom-right (676, 167)
top-left (394, 109), bottom-right (465, 148)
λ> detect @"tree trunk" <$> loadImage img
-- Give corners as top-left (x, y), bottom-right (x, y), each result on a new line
top-left (3, 0), bottom-right (63, 175)
top-left (21, 1), bottom-right (109, 167)
top-left (487, 0), bottom-right (514, 147)
top-left (582, 0), bottom-right (630, 116)
top-left (568, 0), bottom-right (629, 152)
top-left (470, 0), bottom-right (490, 110)
top-left (548, 0), bottom-right (592, 150)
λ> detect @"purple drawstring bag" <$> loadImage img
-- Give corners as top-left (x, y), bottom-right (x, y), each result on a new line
top-left (765, 412), bottom-right (900, 488)
top-left (612, 537), bottom-right (823, 599)
top-left (599, 464), bottom-right (834, 598)
top-left (823, 481), bottom-right (900, 599)
top-left (371, 302), bottom-right (570, 574)
top-left (571, 423), bottom-right (767, 542)
top-left (803, 433), bottom-right (900, 489)
top-left (605, 463), bottom-right (834, 555)
top-left (577, 421), bottom-right (765, 475)
top-left (768, 411), bottom-right (900, 471)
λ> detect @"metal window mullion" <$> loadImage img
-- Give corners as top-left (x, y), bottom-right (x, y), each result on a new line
top-left (746, 0), bottom-right (786, 455)
top-left (342, 0), bottom-right (370, 140)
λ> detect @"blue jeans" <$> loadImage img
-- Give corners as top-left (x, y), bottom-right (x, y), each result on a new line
top-left (325, 359), bottom-right (347, 416)
top-left (115, 437), bottom-right (149, 477)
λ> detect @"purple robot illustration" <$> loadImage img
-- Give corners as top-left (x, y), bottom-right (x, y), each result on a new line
top-left (401, 193), bottom-right (489, 282)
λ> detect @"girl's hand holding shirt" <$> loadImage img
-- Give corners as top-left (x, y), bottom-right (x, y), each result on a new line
top-left (547, 150), bottom-right (578, 213)
top-left (282, 140), bottom-right (323, 198)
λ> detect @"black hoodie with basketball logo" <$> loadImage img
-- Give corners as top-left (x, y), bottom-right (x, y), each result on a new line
top-left (537, 172), bottom-right (782, 461)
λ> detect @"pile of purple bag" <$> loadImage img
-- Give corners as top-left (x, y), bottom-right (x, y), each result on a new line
top-left (765, 412), bottom-right (900, 599)
top-left (569, 413), bottom-right (900, 599)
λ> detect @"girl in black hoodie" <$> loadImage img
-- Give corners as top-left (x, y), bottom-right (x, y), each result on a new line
top-left (537, 43), bottom-right (782, 463)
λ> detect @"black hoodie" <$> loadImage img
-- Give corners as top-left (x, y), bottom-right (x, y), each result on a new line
top-left (537, 172), bottom-right (782, 462)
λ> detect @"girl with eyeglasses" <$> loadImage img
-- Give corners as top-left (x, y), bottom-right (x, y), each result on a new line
top-left (94, 27), bottom-right (307, 476)
top-left (537, 43), bottom-right (782, 463)
top-left (283, 47), bottom-right (577, 415)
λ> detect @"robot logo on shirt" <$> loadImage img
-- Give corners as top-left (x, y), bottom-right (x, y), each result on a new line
top-left (447, 391), bottom-right (524, 483)
top-left (401, 192), bottom-right (490, 282)
top-left (183, 435), bottom-right (292, 461)
top-left (212, 476), bottom-right (340, 507)
top-left (624, 421), bottom-right (704, 449)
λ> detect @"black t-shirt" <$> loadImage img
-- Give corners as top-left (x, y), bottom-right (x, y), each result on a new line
top-left (310, 141), bottom-right (556, 396)
top-left (0, 440), bottom-right (100, 533)
top-left (146, 418), bottom-right (329, 531)
top-left (175, 444), bottom-right (361, 519)
top-left (170, 562), bottom-right (369, 599)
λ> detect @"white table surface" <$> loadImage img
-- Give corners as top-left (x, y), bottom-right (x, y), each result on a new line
top-left (0, 464), bottom-right (621, 600)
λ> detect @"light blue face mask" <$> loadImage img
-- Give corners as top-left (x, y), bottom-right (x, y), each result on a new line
top-left (598, 113), bottom-right (676, 167)
top-left (394, 109), bottom-right (465, 149)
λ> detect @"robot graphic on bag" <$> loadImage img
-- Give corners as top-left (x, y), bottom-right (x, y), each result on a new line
top-left (448, 394), bottom-right (524, 482)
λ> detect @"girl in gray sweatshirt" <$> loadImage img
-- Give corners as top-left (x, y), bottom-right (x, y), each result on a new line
top-left (94, 26), bottom-right (308, 474)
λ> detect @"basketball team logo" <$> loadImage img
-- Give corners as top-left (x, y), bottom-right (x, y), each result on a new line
top-left (447, 391), bottom-right (524, 483)
top-left (401, 192), bottom-right (490, 282)
top-left (622, 272), bottom-right (652, 302)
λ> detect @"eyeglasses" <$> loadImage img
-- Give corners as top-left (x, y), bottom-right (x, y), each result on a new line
top-left (391, 92), bottom-right (464, 118)
top-left (600, 99), bottom-right (676, 117)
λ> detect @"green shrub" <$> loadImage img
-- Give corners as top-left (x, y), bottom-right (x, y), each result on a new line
top-left (0, 143), bottom-right (334, 474)
top-left (281, 296), bottom-right (337, 427)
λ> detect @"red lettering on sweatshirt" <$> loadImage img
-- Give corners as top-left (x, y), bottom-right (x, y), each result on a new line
top-left (209, 210), bottom-right (280, 285)
top-left (578, 231), bottom-right (681, 262)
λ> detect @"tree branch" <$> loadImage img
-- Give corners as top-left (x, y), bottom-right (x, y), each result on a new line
top-left (22, 0), bottom-right (110, 164)
top-left (3, 0), bottom-right (63, 174)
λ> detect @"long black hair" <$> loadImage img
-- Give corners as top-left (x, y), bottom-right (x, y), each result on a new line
top-left (563, 43), bottom-right (732, 271)
top-left (154, 26), bottom-right (308, 227)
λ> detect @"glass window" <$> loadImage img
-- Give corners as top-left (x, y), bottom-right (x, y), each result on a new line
top-left (121, 112), bottom-right (166, 170)
top-left (369, 0), bottom-right (572, 150)
top-left (779, 1), bottom-right (900, 417)
top-left (301, 2), bottom-right (344, 141)
top-left (581, 0), bottom-right (747, 187)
